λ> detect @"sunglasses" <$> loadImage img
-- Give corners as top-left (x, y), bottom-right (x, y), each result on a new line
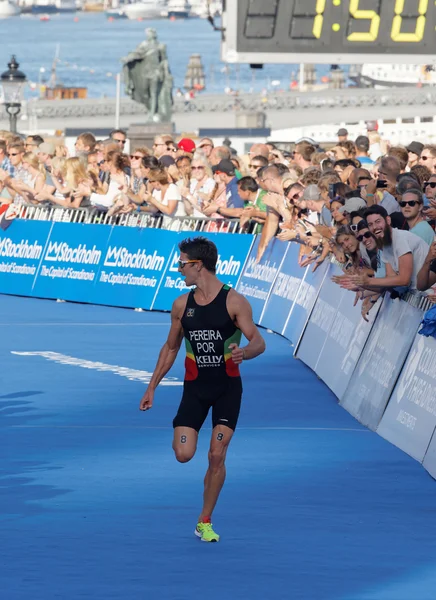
top-left (178, 259), bottom-right (200, 269)
top-left (199, 144), bottom-right (212, 149)
top-left (7, 152), bottom-right (20, 157)
top-left (424, 181), bottom-right (436, 188)
top-left (399, 200), bottom-right (420, 207)
top-left (191, 166), bottom-right (205, 170)
top-left (356, 231), bottom-right (372, 242)
top-left (130, 155), bottom-right (143, 159)
top-left (288, 192), bottom-right (301, 201)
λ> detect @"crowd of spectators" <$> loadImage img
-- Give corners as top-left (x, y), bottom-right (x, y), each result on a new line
top-left (0, 126), bottom-right (436, 319)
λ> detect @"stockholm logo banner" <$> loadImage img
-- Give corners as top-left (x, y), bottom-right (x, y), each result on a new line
top-left (168, 250), bottom-right (241, 277)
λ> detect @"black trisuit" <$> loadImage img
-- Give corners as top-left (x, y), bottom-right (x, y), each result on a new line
top-left (173, 284), bottom-right (243, 432)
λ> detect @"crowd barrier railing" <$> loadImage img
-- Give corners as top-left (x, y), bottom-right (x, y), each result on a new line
top-left (1, 217), bottom-right (436, 480)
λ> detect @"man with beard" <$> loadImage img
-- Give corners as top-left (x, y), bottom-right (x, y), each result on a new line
top-left (347, 205), bottom-right (428, 291)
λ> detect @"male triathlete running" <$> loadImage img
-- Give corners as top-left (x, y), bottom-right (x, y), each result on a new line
top-left (140, 237), bottom-right (265, 542)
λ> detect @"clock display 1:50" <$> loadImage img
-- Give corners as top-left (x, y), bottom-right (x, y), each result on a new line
top-left (312, 0), bottom-right (429, 42)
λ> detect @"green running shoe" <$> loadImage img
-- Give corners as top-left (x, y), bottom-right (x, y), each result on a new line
top-left (195, 520), bottom-right (220, 543)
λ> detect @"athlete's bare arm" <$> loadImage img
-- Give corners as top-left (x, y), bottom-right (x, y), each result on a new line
top-left (227, 290), bottom-right (266, 365)
top-left (139, 294), bottom-right (187, 411)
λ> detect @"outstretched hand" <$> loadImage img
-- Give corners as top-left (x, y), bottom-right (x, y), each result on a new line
top-left (229, 343), bottom-right (245, 365)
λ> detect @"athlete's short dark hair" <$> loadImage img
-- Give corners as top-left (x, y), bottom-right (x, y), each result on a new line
top-left (178, 237), bottom-right (218, 273)
top-left (238, 176), bottom-right (258, 193)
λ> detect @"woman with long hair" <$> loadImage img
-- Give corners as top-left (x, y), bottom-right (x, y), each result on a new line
top-left (21, 152), bottom-right (46, 198)
top-left (180, 154), bottom-right (216, 217)
top-left (144, 167), bottom-right (182, 218)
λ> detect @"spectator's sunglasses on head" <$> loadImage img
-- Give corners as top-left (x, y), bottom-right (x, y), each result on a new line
top-left (399, 200), bottom-right (421, 207)
top-left (356, 231), bottom-right (372, 242)
top-left (178, 259), bottom-right (200, 269)
top-left (424, 181), bottom-right (436, 188)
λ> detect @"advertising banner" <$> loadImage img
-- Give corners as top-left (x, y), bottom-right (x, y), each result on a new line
top-left (95, 226), bottom-right (174, 310)
top-left (314, 285), bottom-right (379, 401)
top-left (294, 263), bottom-right (340, 372)
top-left (152, 232), bottom-right (254, 311)
top-left (341, 296), bottom-right (422, 430)
top-left (0, 220), bottom-right (53, 297)
top-left (259, 241), bottom-right (301, 334)
top-left (378, 334), bottom-right (436, 462)
top-left (32, 222), bottom-right (111, 303)
top-left (283, 260), bottom-right (329, 346)
top-left (236, 237), bottom-right (287, 324)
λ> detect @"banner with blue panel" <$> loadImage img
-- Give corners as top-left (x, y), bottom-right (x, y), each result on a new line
top-left (236, 236), bottom-right (287, 324)
top-left (152, 231), bottom-right (254, 311)
top-left (340, 296), bottom-right (423, 431)
top-left (314, 286), bottom-right (380, 401)
top-left (283, 260), bottom-right (329, 346)
top-left (0, 220), bottom-right (53, 297)
top-left (294, 263), bottom-right (340, 372)
top-left (378, 334), bottom-right (436, 462)
top-left (96, 226), bottom-right (175, 310)
top-left (258, 241), bottom-right (301, 334)
top-left (32, 222), bottom-right (111, 303)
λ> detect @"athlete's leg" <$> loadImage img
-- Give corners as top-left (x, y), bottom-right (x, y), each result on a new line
top-left (198, 424), bottom-right (234, 521)
top-left (173, 426), bottom-right (198, 463)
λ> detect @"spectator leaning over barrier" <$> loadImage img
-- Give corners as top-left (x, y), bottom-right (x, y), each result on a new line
top-left (204, 159), bottom-right (244, 219)
top-left (417, 240), bottom-right (436, 293)
top-left (344, 205), bottom-right (429, 291)
top-left (237, 176), bottom-right (267, 233)
top-left (355, 219), bottom-right (385, 276)
top-left (179, 154), bottom-right (216, 218)
top-left (406, 141), bottom-right (424, 169)
top-left (399, 189), bottom-right (434, 245)
top-left (420, 145), bottom-right (436, 174)
top-left (144, 167), bottom-right (182, 219)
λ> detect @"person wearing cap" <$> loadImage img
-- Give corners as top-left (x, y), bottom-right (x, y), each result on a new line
top-left (355, 135), bottom-right (374, 166)
top-left (338, 197), bottom-right (367, 222)
top-left (300, 184), bottom-right (333, 226)
top-left (406, 142), bottom-right (424, 169)
top-left (177, 138), bottom-right (196, 155)
top-left (337, 128), bottom-right (348, 142)
top-left (204, 159), bottom-right (244, 218)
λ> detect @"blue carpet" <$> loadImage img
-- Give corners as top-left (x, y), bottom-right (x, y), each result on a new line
top-left (1, 294), bottom-right (436, 600)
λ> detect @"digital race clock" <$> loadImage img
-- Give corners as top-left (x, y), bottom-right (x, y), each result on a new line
top-left (222, 0), bottom-right (436, 64)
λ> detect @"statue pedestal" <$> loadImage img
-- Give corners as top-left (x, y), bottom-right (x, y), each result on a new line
top-left (128, 122), bottom-right (174, 151)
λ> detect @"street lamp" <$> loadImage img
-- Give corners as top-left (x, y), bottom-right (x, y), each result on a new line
top-left (1, 56), bottom-right (27, 133)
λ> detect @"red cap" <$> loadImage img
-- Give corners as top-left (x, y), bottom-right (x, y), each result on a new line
top-left (178, 138), bottom-right (196, 153)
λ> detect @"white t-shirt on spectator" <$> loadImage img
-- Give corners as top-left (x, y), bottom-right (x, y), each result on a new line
top-left (90, 176), bottom-right (130, 209)
top-left (189, 177), bottom-right (216, 217)
top-left (152, 183), bottom-right (183, 216)
top-left (380, 227), bottom-right (429, 289)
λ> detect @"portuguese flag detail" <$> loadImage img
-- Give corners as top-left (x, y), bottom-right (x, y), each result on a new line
top-left (184, 338), bottom-right (198, 381)
top-left (224, 329), bottom-right (242, 377)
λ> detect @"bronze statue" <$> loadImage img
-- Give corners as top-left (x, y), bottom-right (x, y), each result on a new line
top-left (121, 28), bottom-right (173, 123)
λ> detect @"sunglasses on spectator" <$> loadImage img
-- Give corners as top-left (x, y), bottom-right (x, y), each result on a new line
top-left (424, 181), bottom-right (436, 188)
top-left (130, 155), bottom-right (143, 159)
top-left (199, 144), bottom-right (212, 149)
top-left (7, 152), bottom-right (20, 157)
top-left (249, 164), bottom-right (262, 169)
top-left (356, 231), bottom-right (372, 242)
top-left (288, 192), bottom-right (301, 201)
top-left (191, 166), bottom-right (205, 170)
top-left (178, 259), bottom-right (200, 269)
top-left (399, 200), bottom-right (420, 207)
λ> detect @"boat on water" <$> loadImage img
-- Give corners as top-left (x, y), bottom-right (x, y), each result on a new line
top-left (350, 64), bottom-right (436, 88)
top-left (31, 0), bottom-right (76, 13)
top-left (122, 0), bottom-right (166, 20)
top-left (0, 0), bottom-right (20, 17)
top-left (167, 0), bottom-right (190, 18)
top-left (189, 0), bottom-right (221, 18)
top-left (106, 6), bottom-right (126, 18)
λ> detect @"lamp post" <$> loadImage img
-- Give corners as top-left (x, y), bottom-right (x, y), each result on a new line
top-left (1, 56), bottom-right (27, 133)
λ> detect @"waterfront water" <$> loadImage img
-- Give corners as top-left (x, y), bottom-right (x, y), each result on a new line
top-left (0, 13), bottom-right (348, 98)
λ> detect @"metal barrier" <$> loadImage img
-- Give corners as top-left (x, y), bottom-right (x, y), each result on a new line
top-left (17, 204), bottom-right (247, 233)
